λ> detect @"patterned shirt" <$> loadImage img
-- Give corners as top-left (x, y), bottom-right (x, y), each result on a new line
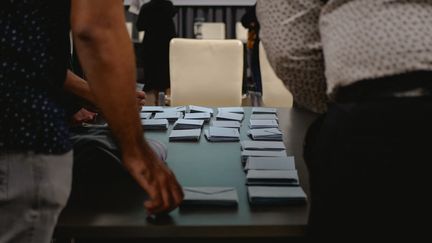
top-left (257, 0), bottom-right (432, 113)
top-left (0, 0), bottom-right (72, 154)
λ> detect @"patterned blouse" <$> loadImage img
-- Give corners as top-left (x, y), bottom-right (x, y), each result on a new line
top-left (257, 0), bottom-right (432, 113)
top-left (0, 0), bottom-right (72, 154)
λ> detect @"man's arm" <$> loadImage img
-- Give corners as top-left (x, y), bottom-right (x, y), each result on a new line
top-left (71, 0), bottom-right (183, 214)
top-left (64, 70), bottom-right (147, 107)
top-left (256, 0), bottom-right (328, 113)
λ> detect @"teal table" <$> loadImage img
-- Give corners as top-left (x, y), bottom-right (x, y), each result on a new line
top-left (55, 107), bottom-right (318, 241)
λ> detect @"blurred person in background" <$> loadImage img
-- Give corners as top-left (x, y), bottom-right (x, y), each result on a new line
top-left (137, 0), bottom-right (177, 104)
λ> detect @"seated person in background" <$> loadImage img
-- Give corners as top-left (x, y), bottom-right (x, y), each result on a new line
top-left (257, 0), bottom-right (432, 240)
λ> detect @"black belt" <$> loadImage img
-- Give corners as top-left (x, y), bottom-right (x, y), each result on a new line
top-left (334, 71), bottom-right (432, 102)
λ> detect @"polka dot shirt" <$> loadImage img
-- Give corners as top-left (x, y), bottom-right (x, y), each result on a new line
top-left (257, 0), bottom-right (432, 113)
top-left (0, 0), bottom-right (72, 154)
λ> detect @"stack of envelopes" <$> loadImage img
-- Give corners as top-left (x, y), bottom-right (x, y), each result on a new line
top-left (204, 126), bottom-right (240, 142)
top-left (162, 106), bottom-right (187, 113)
top-left (169, 129), bottom-right (201, 142)
top-left (244, 157), bottom-right (296, 171)
top-left (141, 106), bottom-right (164, 113)
top-left (250, 114), bottom-right (278, 121)
top-left (153, 112), bottom-right (183, 122)
top-left (246, 170), bottom-right (299, 186)
top-left (216, 112), bottom-right (244, 122)
top-left (141, 119), bottom-right (169, 130)
top-left (251, 107), bottom-right (277, 114)
top-left (188, 105), bottom-right (214, 115)
top-left (182, 187), bottom-right (239, 207)
top-left (217, 107), bottom-right (244, 114)
top-left (173, 119), bottom-right (204, 130)
top-left (241, 150), bottom-right (287, 164)
top-left (184, 112), bottom-right (211, 122)
top-left (241, 141), bottom-right (286, 151)
top-left (248, 128), bottom-right (283, 141)
top-left (247, 186), bottom-right (307, 205)
top-left (249, 120), bottom-right (279, 129)
top-left (211, 120), bottom-right (241, 129)
top-left (139, 112), bottom-right (152, 119)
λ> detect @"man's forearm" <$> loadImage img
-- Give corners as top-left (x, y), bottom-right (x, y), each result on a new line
top-left (71, 0), bottom-right (147, 157)
top-left (64, 70), bottom-right (94, 103)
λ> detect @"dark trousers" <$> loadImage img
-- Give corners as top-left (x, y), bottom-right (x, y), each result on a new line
top-left (304, 94), bottom-right (432, 240)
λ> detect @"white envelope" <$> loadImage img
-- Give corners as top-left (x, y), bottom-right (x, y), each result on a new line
top-left (182, 187), bottom-right (239, 206)
top-left (188, 105), bottom-right (214, 114)
top-left (251, 107), bottom-right (277, 114)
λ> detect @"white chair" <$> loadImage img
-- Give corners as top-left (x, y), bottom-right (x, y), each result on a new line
top-left (235, 22), bottom-right (248, 43)
top-left (259, 42), bottom-right (293, 108)
top-left (169, 38), bottom-right (244, 106)
top-left (199, 22), bottom-right (226, 40)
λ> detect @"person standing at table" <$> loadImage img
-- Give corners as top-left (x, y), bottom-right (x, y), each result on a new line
top-left (0, 1), bottom-right (183, 242)
top-left (136, 0), bottom-right (177, 104)
top-left (241, 4), bottom-right (262, 95)
top-left (257, 0), bottom-right (432, 240)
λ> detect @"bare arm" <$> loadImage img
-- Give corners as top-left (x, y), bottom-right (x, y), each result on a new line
top-left (71, 0), bottom-right (183, 214)
top-left (64, 70), bottom-right (147, 107)
top-left (64, 70), bottom-right (93, 103)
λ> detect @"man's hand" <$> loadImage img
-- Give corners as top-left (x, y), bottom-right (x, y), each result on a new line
top-left (71, 0), bottom-right (184, 214)
top-left (71, 108), bottom-right (97, 125)
top-left (123, 148), bottom-right (184, 215)
top-left (136, 90), bottom-right (146, 107)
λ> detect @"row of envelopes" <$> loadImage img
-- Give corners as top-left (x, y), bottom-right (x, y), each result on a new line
top-left (138, 105), bottom-right (307, 207)
top-left (243, 110), bottom-right (306, 205)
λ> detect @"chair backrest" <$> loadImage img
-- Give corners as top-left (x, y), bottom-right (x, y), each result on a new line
top-left (170, 38), bottom-right (243, 106)
top-left (200, 22), bottom-right (226, 40)
top-left (259, 42), bottom-right (293, 108)
top-left (235, 22), bottom-right (248, 43)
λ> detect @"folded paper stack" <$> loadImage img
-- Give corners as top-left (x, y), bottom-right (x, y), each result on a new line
top-left (154, 112), bottom-right (183, 122)
top-left (250, 114), bottom-right (278, 121)
top-left (249, 120), bottom-right (279, 129)
top-left (169, 129), bottom-right (202, 142)
top-left (188, 105), bottom-right (214, 115)
top-left (217, 107), bottom-right (244, 114)
top-left (182, 187), bottom-right (239, 207)
top-left (211, 120), bottom-right (241, 129)
top-left (139, 112), bottom-right (152, 119)
top-left (241, 150), bottom-right (287, 164)
top-left (204, 127), bottom-right (240, 142)
top-left (251, 107), bottom-right (277, 114)
top-left (247, 186), bottom-right (307, 205)
top-left (141, 119), bottom-right (169, 130)
top-left (244, 157), bottom-right (296, 171)
top-left (216, 112), bottom-right (244, 122)
top-left (246, 169), bottom-right (299, 186)
top-left (248, 128), bottom-right (283, 141)
top-left (240, 141), bottom-right (286, 151)
top-left (141, 106), bottom-right (164, 113)
top-left (162, 106), bottom-right (187, 113)
top-left (184, 112), bottom-right (211, 122)
top-left (173, 119), bottom-right (204, 130)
